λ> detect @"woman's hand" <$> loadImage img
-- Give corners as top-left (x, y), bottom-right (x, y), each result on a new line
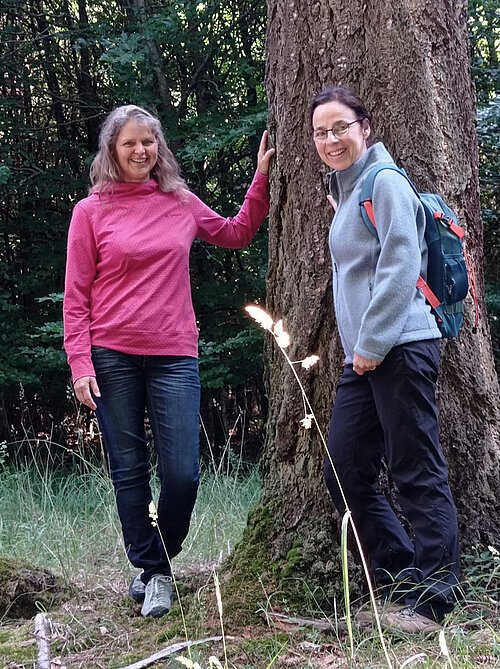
top-left (353, 353), bottom-right (380, 376)
top-left (256, 130), bottom-right (275, 176)
top-left (74, 376), bottom-right (101, 410)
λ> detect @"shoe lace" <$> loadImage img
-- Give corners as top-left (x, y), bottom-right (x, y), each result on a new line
top-left (398, 607), bottom-right (416, 619)
top-left (151, 575), bottom-right (172, 599)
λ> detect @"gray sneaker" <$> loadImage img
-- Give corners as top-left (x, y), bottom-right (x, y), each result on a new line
top-left (129, 574), bottom-right (146, 602)
top-left (141, 574), bottom-right (173, 618)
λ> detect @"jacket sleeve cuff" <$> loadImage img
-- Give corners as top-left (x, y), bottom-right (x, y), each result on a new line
top-left (70, 356), bottom-right (96, 384)
top-left (246, 171), bottom-right (270, 200)
top-left (353, 344), bottom-right (386, 362)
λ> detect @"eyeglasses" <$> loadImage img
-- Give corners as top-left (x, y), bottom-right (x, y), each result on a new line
top-left (313, 119), bottom-right (363, 142)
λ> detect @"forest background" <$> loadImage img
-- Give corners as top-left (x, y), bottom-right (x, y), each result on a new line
top-left (0, 0), bottom-right (499, 461)
top-left (0, 1), bottom-right (499, 667)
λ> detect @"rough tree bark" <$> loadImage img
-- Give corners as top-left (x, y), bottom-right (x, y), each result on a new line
top-left (225, 0), bottom-right (500, 614)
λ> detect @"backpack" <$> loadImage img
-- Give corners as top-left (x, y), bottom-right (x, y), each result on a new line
top-left (358, 163), bottom-right (475, 339)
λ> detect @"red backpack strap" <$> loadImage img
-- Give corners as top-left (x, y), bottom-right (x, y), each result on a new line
top-left (363, 201), bottom-right (444, 312)
top-left (416, 276), bottom-right (441, 310)
top-left (361, 200), bottom-right (377, 229)
top-left (433, 211), bottom-right (465, 239)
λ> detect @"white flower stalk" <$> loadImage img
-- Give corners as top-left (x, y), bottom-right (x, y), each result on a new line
top-left (176, 659), bottom-right (201, 669)
top-left (244, 302), bottom-right (393, 667)
top-left (213, 571), bottom-right (228, 669)
top-left (208, 658), bottom-right (224, 669)
top-left (246, 305), bottom-right (322, 434)
top-left (439, 630), bottom-right (454, 669)
top-left (148, 501), bottom-right (158, 527)
top-left (245, 305), bottom-right (274, 331)
top-left (300, 414), bottom-right (314, 430)
top-left (301, 355), bottom-right (319, 369)
top-left (148, 503), bottom-right (191, 651)
top-left (273, 319), bottom-right (290, 348)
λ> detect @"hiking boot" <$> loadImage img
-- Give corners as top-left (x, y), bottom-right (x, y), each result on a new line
top-left (355, 599), bottom-right (405, 627)
top-left (141, 574), bottom-right (173, 618)
top-left (380, 606), bottom-right (441, 633)
top-left (129, 574), bottom-right (146, 602)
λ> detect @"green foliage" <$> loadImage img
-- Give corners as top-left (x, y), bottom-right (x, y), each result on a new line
top-left (477, 97), bottom-right (500, 283)
top-left (462, 545), bottom-right (500, 603)
top-left (485, 283), bottom-right (500, 369)
top-left (469, 0), bottom-right (500, 367)
top-left (0, 0), bottom-right (268, 441)
top-left (468, 0), bottom-right (500, 101)
top-left (199, 328), bottom-right (265, 389)
top-left (477, 94), bottom-right (500, 370)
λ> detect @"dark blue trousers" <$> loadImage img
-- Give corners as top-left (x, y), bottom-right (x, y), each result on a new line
top-left (92, 347), bottom-right (201, 583)
top-left (324, 340), bottom-right (460, 622)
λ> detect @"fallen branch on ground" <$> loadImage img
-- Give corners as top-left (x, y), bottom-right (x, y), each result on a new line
top-left (265, 611), bottom-right (347, 633)
top-left (117, 636), bottom-right (231, 669)
top-left (34, 612), bottom-right (51, 669)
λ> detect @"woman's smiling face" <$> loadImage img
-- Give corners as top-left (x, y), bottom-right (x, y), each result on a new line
top-left (312, 100), bottom-right (370, 171)
top-left (114, 120), bottom-right (159, 183)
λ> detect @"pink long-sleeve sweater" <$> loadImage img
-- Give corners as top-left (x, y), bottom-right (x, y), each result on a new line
top-left (63, 172), bottom-right (269, 383)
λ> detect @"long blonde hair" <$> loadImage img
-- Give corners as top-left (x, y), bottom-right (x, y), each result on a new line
top-left (89, 105), bottom-right (187, 194)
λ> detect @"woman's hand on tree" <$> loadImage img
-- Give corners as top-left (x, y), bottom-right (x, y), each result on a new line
top-left (74, 376), bottom-right (101, 410)
top-left (256, 130), bottom-right (275, 176)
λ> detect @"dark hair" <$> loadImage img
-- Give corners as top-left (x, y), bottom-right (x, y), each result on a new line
top-left (309, 85), bottom-right (371, 127)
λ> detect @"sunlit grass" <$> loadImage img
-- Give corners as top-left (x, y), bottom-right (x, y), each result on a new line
top-left (0, 459), bottom-right (261, 581)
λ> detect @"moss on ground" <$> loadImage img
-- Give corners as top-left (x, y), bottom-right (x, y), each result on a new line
top-left (0, 620), bottom-right (37, 666)
top-left (213, 500), bottom-right (360, 626)
top-left (0, 554), bottom-right (72, 619)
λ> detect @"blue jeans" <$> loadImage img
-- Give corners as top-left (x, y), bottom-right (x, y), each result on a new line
top-left (92, 347), bottom-right (201, 583)
top-left (324, 340), bottom-right (460, 622)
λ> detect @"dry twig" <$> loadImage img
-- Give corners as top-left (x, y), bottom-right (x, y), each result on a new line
top-left (265, 611), bottom-right (347, 633)
top-left (117, 636), bottom-right (226, 669)
top-left (34, 612), bottom-right (51, 669)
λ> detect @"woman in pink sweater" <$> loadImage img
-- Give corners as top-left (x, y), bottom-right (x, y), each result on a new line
top-left (64, 104), bottom-right (274, 617)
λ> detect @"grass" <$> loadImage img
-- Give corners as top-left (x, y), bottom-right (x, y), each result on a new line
top-left (0, 458), bottom-right (261, 580)
top-left (0, 458), bottom-right (498, 669)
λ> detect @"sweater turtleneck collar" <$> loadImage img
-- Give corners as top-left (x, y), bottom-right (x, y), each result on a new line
top-left (92, 178), bottom-right (160, 198)
top-left (329, 142), bottom-right (393, 201)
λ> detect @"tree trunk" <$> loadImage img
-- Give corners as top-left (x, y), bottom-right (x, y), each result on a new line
top-left (225, 0), bottom-right (500, 614)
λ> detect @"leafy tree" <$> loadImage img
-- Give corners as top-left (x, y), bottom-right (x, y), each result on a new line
top-left (469, 0), bottom-right (500, 369)
top-left (468, 0), bottom-right (499, 101)
top-left (0, 0), bottom-right (269, 449)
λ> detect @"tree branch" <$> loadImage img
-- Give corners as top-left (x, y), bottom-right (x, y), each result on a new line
top-left (117, 636), bottom-right (228, 669)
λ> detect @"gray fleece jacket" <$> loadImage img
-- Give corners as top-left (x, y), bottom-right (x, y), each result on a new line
top-left (329, 142), bottom-right (441, 364)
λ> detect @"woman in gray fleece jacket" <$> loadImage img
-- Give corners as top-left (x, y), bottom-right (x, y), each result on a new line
top-left (311, 86), bottom-right (460, 632)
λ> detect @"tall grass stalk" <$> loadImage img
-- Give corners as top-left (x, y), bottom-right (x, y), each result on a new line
top-left (340, 511), bottom-right (354, 656)
top-left (246, 305), bottom-right (394, 667)
top-left (149, 500), bottom-right (191, 651)
top-left (213, 570), bottom-right (228, 669)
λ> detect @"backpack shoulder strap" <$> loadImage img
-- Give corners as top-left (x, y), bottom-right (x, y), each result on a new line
top-left (359, 163), bottom-right (418, 236)
top-left (359, 164), bottom-right (445, 321)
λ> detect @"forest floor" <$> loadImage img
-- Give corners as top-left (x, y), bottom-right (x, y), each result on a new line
top-left (0, 462), bottom-right (498, 668)
top-left (1, 560), bottom-right (499, 669)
